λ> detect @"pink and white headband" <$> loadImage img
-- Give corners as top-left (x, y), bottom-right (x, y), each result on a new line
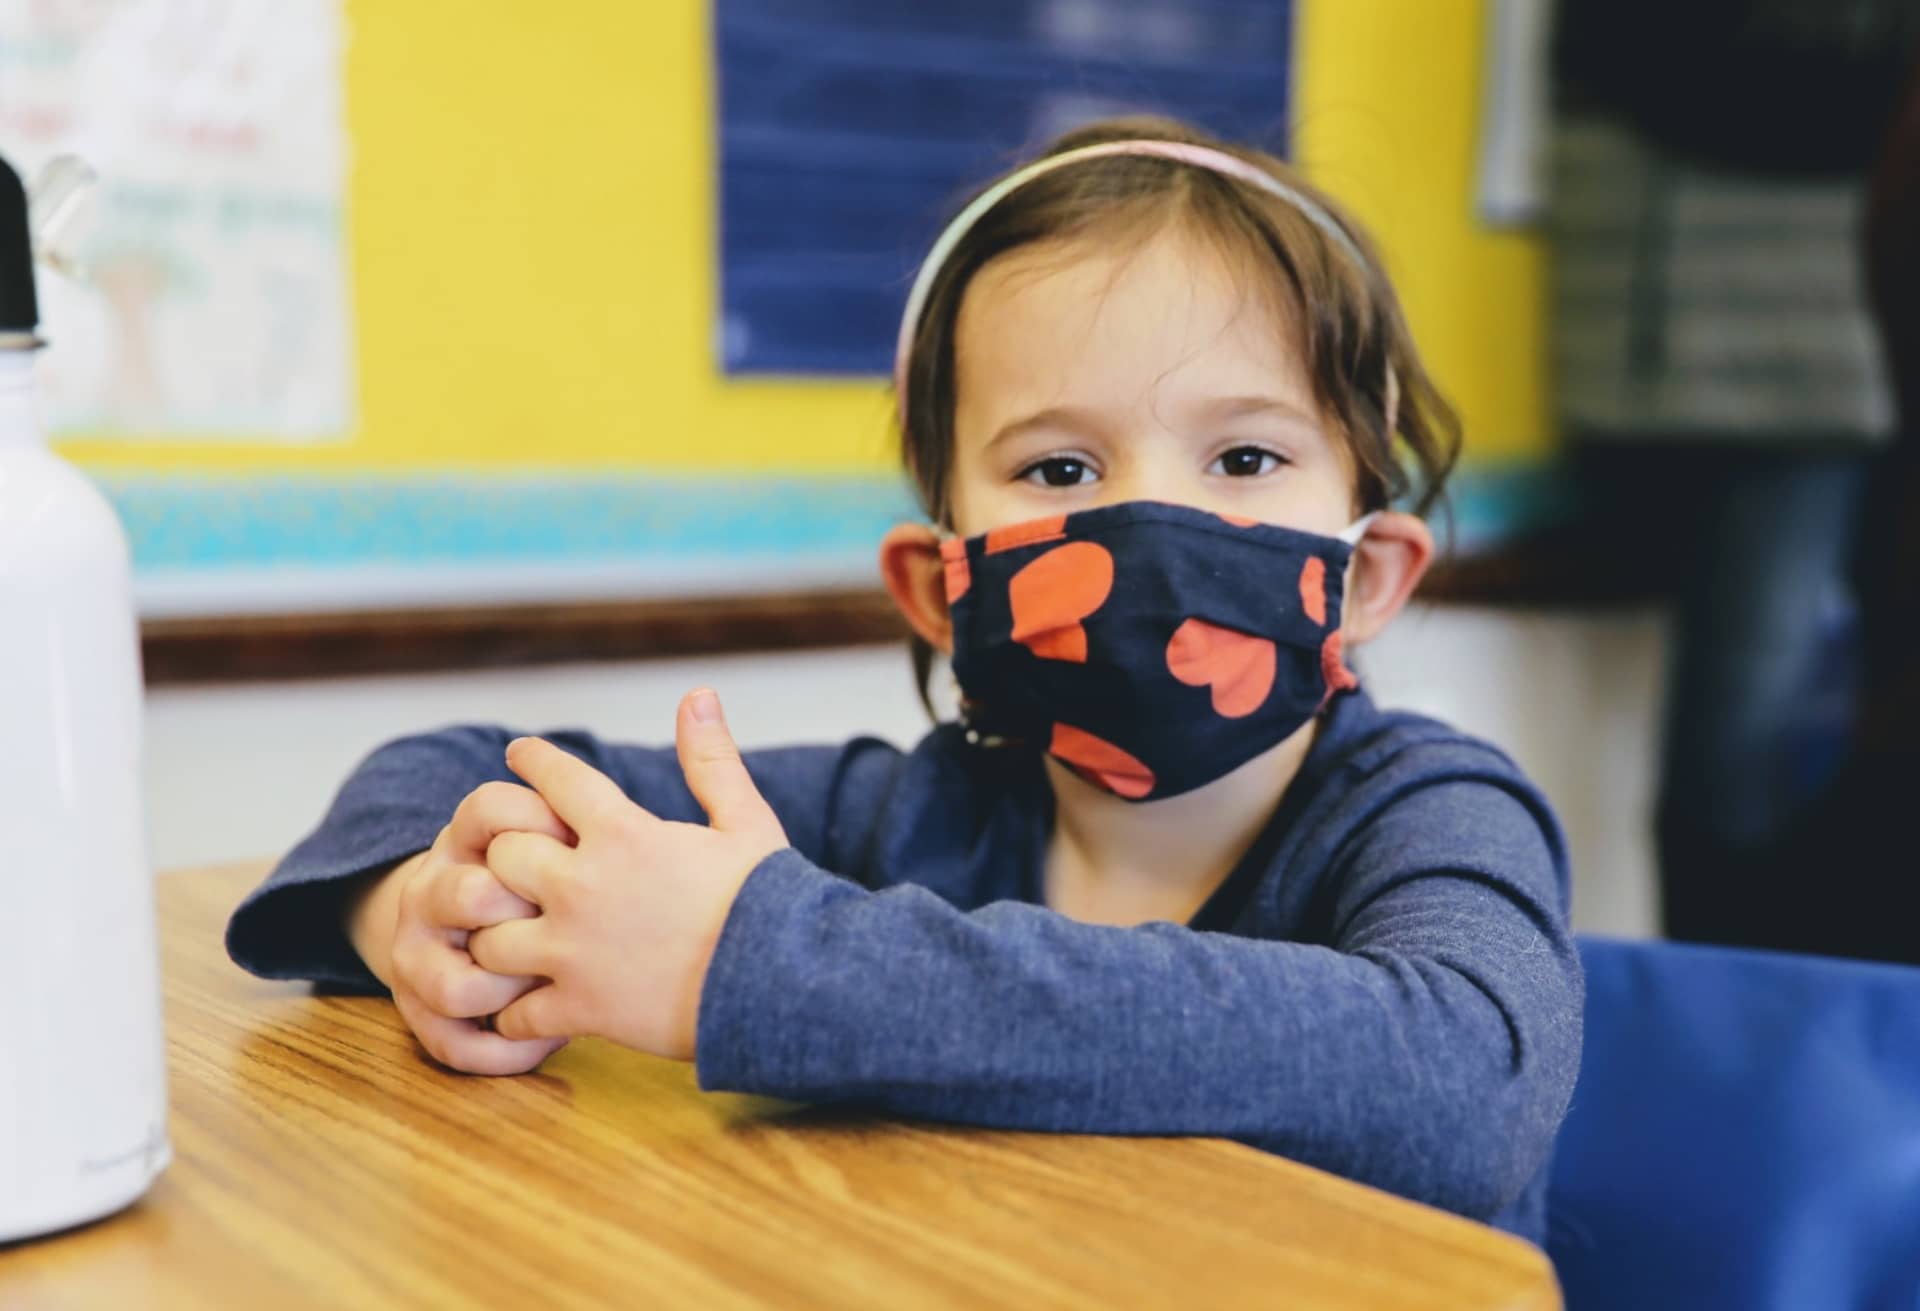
top-left (891, 138), bottom-right (1397, 430)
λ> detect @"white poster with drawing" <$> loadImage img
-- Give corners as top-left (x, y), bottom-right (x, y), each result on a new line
top-left (0, 0), bottom-right (353, 440)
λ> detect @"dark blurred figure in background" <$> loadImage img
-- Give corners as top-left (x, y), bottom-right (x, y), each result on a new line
top-left (1860, 50), bottom-right (1920, 813)
top-left (1551, 1), bottom-right (1920, 962)
top-left (1799, 42), bottom-right (1920, 962)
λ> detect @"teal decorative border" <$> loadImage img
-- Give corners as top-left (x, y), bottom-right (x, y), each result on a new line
top-left (96, 462), bottom-right (1573, 582)
top-left (98, 472), bottom-right (923, 571)
top-left (1439, 461), bottom-right (1580, 552)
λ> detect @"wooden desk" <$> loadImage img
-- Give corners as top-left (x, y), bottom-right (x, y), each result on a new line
top-left (0, 863), bottom-right (1562, 1310)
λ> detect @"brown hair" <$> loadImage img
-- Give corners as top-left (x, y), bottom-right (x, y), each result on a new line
top-left (897, 115), bottom-right (1462, 706)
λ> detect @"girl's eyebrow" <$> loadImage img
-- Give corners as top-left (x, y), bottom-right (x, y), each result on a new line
top-left (985, 395), bottom-right (1321, 451)
top-left (1198, 394), bottom-right (1322, 427)
top-left (985, 404), bottom-right (1110, 451)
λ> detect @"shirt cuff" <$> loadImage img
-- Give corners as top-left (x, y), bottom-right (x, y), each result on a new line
top-left (225, 845), bottom-right (431, 994)
top-left (693, 846), bottom-right (857, 1094)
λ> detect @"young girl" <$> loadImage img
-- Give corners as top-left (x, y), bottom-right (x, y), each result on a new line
top-left (228, 117), bottom-right (1583, 1246)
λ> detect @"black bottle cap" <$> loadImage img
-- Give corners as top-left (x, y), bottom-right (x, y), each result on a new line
top-left (0, 154), bottom-right (39, 335)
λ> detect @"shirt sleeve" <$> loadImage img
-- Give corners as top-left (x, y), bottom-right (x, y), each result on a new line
top-left (692, 776), bottom-right (1584, 1224)
top-left (225, 723), bottom-right (902, 992)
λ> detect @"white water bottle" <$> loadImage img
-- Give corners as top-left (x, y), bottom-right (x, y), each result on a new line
top-left (0, 152), bottom-right (170, 1241)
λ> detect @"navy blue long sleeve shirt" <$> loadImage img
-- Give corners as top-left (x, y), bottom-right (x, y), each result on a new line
top-left (227, 689), bottom-right (1583, 1245)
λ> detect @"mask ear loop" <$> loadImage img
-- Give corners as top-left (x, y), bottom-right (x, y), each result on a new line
top-left (1337, 511), bottom-right (1380, 546)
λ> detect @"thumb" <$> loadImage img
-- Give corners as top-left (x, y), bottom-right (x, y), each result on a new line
top-left (675, 688), bottom-right (786, 843)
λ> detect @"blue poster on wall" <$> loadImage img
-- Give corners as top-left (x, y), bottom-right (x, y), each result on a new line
top-left (716, 0), bottom-right (1296, 376)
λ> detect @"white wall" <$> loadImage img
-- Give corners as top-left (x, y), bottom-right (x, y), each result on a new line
top-left (143, 644), bottom-right (933, 871)
top-left (144, 605), bottom-right (1667, 938)
top-left (1357, 605), bottom-right (1666, 939)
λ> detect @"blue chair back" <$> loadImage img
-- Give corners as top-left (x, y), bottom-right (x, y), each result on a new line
top-left (1548, 936), bottom-right (1920, 1309)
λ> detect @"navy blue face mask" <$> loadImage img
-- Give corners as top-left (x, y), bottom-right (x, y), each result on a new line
top-left (942, 500), bottom-right (1372, 802)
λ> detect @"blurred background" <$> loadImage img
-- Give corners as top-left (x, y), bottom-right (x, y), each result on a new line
top-left (4, 0), bottom-right (1915, 958)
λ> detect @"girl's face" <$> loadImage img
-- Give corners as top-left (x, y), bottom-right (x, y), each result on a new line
top-left (946, 222), bottom-right (1361, 540)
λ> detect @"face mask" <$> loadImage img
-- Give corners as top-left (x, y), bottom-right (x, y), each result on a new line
top-left (942, 500), bottom-right (1373, 802)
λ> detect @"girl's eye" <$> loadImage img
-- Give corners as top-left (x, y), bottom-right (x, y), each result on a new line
top-left (1018, 456), bottom-right (1097, 488)
top-left (1212, 446), bottom-right (1285, 478)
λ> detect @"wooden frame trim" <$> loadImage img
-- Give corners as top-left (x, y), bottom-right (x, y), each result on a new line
top-left (139, 535), bottom-right (1667, 686)
top-left (140, 588), bottom-right (909, 685)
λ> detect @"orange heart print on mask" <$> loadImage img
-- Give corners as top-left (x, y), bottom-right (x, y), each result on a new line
top-left (939, 537), bottom-right (972, 602)
top-left (1321, 631), bottom-right (1359, 694)
top-left (1049, 722), bottom-right (1156, 798)
top-left (1007, 541), bottom-right (1114, 663)
top-left (1299, 557), bottom-right (1328, 626)
top-left (1166, 618), bottom-right (1278, 717)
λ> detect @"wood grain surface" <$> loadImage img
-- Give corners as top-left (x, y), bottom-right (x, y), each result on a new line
top-left (0, 862), bottom-right (1562, 1310)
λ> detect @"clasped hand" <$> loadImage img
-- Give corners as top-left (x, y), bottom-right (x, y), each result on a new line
top-left (386, 688), bottom-right (788, 1074)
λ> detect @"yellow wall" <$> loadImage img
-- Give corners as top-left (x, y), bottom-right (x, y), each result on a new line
top-left (1293, 0), bottom-right (1547, 460)
top-left (60, 0), bottom-right (1546, 474)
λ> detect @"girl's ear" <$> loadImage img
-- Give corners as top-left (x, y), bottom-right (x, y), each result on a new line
top-left (879, 523), bottom-right (954, 653)
top-left (1342, 510), bottom-right (1433, 645)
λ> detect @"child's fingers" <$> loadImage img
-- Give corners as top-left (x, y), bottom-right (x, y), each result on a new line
top-left (483, 830), bottom-right (570, 907)
top-left (466, 917), bottom-right (554, 979)
top-left (394, 932), bottom-right (541, 1020)
top-left (674, 688), bottom-right (786, 844)
top-left (504, 736), bottom-right (651, 838)
top-left (445, 780), bottom-right (576, 865)
top-left (394, 984), bottom-right (566, 1076)
top-left (491, 983), bottom-right (570, 1042)
top-left (422, 860), bottom-right (538, 930)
